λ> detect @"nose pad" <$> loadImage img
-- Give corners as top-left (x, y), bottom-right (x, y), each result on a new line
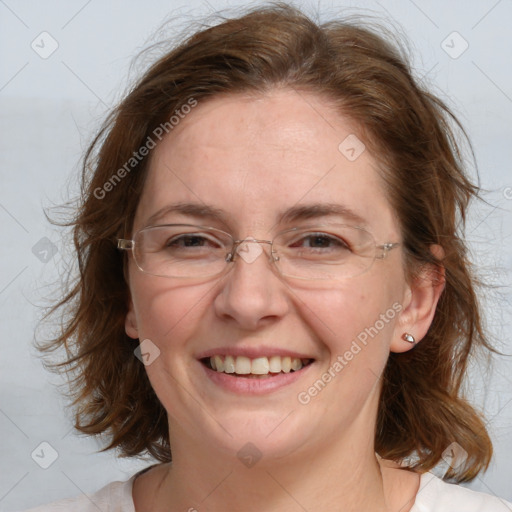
top-left (228, 238), bottom-right (278, 267)
top-left (236, 238), bottom-right (265, 264)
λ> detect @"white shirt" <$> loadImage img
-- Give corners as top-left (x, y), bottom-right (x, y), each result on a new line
top-left (20, 470), bottom-right (512, 511)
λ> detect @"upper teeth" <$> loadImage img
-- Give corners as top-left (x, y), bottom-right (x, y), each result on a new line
top-left (209, 355), bottom-right (307, 374)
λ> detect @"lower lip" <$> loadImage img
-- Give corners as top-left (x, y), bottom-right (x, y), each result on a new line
top-left (200, 361), bottom-right (315, 395)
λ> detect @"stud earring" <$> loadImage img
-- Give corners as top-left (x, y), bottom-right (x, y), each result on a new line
top-left (402, 333), bottom-right (416, 344)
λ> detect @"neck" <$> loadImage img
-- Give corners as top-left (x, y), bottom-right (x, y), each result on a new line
top-left (149, 432), bottom-right (393, 511)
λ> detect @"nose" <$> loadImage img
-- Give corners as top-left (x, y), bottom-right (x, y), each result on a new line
top-left (213, 239), bottom-right (290, 330)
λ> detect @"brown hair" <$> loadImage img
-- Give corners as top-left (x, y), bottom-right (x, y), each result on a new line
top-left (39, 2), bottom-right (498, 482)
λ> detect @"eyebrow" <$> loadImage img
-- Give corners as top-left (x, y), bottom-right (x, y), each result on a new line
top-left (144, 203), bottom-right (228, 227)
top-left (277, 203), bottom-right (368, 228)
top-left (143, 202), bottom-right (368, 229)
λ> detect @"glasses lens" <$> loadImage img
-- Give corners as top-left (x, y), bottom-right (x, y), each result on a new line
top-left (273, 225), bottom-right (376, 279)
top-left (134, 225), bottom-right (232, 278)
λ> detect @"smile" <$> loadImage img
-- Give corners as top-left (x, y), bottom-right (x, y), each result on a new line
top-left (201, 355), bottom-right (314, 377)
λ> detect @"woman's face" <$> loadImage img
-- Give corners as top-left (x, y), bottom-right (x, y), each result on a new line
top-left (125, 89), bottom-right (412, 462)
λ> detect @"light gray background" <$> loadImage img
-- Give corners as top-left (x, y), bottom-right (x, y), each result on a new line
top-left (1, 0), bottom-right (511, 510)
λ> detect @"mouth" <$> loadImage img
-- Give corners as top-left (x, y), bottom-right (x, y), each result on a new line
top-left (200, 355), bottom-right (315, 379)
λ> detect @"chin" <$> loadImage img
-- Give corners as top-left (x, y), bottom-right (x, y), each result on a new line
top-left (196, 406), bottom-right (320, 464)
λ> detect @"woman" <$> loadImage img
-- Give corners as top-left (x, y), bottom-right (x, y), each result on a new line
top-left (27, 3), bottom-right (512, 511)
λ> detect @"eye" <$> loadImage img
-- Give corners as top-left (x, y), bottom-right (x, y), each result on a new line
top-left (166, 233), bottom-right (222, 249)
top-left (289, 232), bottom-right (350, 251)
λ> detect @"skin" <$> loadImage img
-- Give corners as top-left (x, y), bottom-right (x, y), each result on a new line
top-left (124, 88), bottom-right (445, 511)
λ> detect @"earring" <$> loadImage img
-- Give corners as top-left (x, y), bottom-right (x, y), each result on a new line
top-left (402, 333), bottom-right (416, 344)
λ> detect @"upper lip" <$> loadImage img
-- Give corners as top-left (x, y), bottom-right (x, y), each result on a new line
top-left (196, 345), bottom-right (315, 360)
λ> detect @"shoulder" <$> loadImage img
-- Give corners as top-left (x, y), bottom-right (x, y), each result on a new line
top-left (412, 472), bottom-right (512, 512)
top-left (19, 476), bottom-right (136, 512)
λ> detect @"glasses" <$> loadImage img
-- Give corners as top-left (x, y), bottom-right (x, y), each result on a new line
top-left (117, 223), bottom-right (400, 281)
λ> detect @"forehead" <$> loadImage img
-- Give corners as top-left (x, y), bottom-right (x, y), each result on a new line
top-left (134, 89), bottom-right (398, 237)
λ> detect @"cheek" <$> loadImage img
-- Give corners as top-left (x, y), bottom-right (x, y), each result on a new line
top-left (296, 282), bottom-right (402, 414)
top-left (298, 279), bottom-right (400, 360)
top-left (130, 277), bottom-right (212, 350)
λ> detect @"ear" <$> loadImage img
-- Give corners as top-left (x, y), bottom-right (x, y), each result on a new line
top-left (390, 244), bottom-right (445, 353)
top-left (125, 296), bottom-right (139, 340)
